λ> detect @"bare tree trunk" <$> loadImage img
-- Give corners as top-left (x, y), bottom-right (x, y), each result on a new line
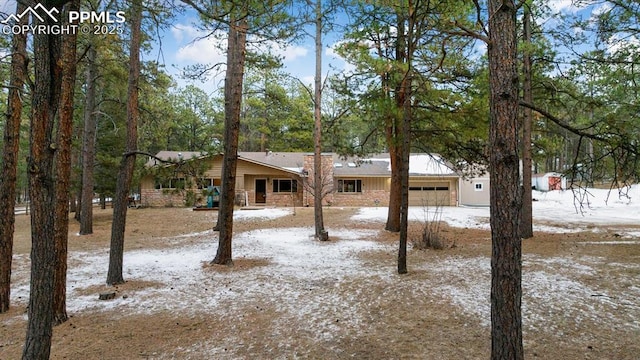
top-left (386, 140), bottom-right (402, 232)
top-left (397, 6), bottom-right (410, 274)
top-left (386, 5), bottom-right (410, 234)
top-left (0, 0), bottom-right (27, 313)
top-left (212, 15), bottom-right (247, 265)
top-left (107, 0), bottom-right (142, 285)
top-left (53, 0), bottom-right (79, 325)
top-left (313, 0), bottom-right (328, 241)
top-left (74, 174), bottom-right (82, 221)
top-left (520, 2), bottom-right (533, 239)
top-left (488, 1), bottom-right (524, 359)
top-left (80, 45), bottom-right (98, 235)
top-left (23, 1), bottom-right (64, 357)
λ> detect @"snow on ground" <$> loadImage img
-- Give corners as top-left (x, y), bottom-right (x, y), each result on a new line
top-left (414, 254), bottom-right (640, 333)
top-left (354, 185), bottom-right (640, 236)
top-left (6, 186), bottom-right (639, 355)
top-left (353, 206), bottom-right (491, 230)
top-left (233, 207), bottom-right (292, 220)
top-left (349, 186), bottom-right (640, 335)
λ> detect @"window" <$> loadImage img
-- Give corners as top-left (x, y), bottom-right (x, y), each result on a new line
top-left (409, 185), bottom-right (449, 191)
top-left (337, 179), bottom-right (362, 193)
top-left (155, 178), bottom-right (185, 189)
top-left (474, 182), bottom-right (483, 191)
top-left (273, 179), bottom-right (297, 193)
top-left (197, 178), bottom-right (214, 189)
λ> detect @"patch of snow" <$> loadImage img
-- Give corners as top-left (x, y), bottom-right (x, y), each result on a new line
top-left (233, 208), bottom-right (291, 220)
top-left (353, 184), bottom-right (640, 234)
top-left (532, 186), bottom-right (640, 227)
top-left (8, 189), bottom-right (640, 356)
top-left (412, 253), bottom-right (640, 333)
top-left (9, 227), bottom-right (389, 319)
top-left (352, 206), bottom-right (491, 230)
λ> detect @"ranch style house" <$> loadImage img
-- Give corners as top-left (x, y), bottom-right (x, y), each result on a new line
top-left (139, 151), bottom-right (492, 208)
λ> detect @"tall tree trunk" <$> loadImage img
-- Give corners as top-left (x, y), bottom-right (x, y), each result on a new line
top-left (385, 139), bottom-right (402, 232)
top-left (80, 45), bottom-right (98, 235)
top-left (107, 0), bottom-right (142, 285)
top-left (212, 15), bottom-right (247, 265)
top-left (74, 171), bottom-right (82, 221)
top-left (520, 1), bottom-right (533, 239)
top-left (53, 0), bottom-right (79, 325)
top-left (313, 0), bottom-right (328, 241)
top-left (0, 0), bottom-right (27, 314)
top-left (23, 1), bottom-right (64, 357)
top-left (397, 5), bottom-right (410, 274)
top-left (487, 1), bottom-right (524, 359)
top-left (386, 4), bottom-right (410, 234)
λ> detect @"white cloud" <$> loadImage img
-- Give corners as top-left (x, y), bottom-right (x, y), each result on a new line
top-left (250, 40), bottom-right (309, 63)
top-left (607, 35), bottom-right (640, 57)
top-left (172, 23), bottom-right (309, 67)
top-left (170, 23), bottom-right (202, 43)
top-left (590, 2), bottom-right (612, 17)
top-left (175, 36), bottom-right (226, 65)
top-left (548, 0), bottom-right (583, 14)
top-left (280, 44), bottom-right (309, 62)
top-left (170, 23), bottom-right (226, 65)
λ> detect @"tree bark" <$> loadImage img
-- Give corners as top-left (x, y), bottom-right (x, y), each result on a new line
top-left (80, 45), bottom-right (98, 235)
top-left (313, 0), bottom-right (328, 241)
top-left (53, 0), bottom-right (80, 325)
top-left (397, 5), bottom-right (410, 274)
top-left (520, 1), bottom-right (533, 239)
top-left (0, 0), bottom-right (27, 313)
top-left (23, 1), bottom-right (64, 357)
top-left (107, 0), bottom-right (142, 285)
top-left (487, 1), bottom-right (524, 359)
top-left (386, 4), bottom-right (410, 234)
top-left (212, 14), bottom-right (247, 265)
top-left (385, 141), bottom-right (402, 232)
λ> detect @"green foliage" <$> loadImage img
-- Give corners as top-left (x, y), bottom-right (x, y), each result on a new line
top-left (332, 0), bottom-right (486, 166)
top-left (240, 69), bottom-right (314, 151)
top-left (530, 0), bottom-right (640, 185)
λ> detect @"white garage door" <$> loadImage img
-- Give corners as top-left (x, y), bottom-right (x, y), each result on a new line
top-left (408, 182), bottom-right (451, 206)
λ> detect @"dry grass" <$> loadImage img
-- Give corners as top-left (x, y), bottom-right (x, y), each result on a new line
top-left (1, 206), bottom-right (639, 359)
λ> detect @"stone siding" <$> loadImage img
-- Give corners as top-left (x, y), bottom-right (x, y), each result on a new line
top-left (332, 189), bottom-right (389, 207)
top-left (302, 154), bottom-right (334, 206)
top-left (141, 189), bottom-right (190, 207)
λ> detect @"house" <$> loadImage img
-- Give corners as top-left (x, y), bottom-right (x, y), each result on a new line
top-left (139, 151), bottom-right (485, 208)
top-left (532, 172), bottom-right (566, 191)
top-left (459, 174), bottom-right (491, 207)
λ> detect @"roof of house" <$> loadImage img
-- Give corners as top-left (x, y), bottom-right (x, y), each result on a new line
top-left (147, 151), bottom-right (458, 177)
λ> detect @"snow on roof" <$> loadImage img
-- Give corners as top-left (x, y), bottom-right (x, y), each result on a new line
top-left (148, 151), bottom-right (459, 177)
top-left (368, 154), bottom-right (456, 176)
top-left (408, 154), bottom-right (456, 175)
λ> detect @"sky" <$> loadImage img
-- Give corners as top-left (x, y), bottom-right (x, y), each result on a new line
top-left (153, 0), bottom-right (601, 95)
top-left (0, 0), bottom-right (349, 94)
top-left (0, 0), bottom-right (615, 96)
top-left (153, 5), bottom-right (352, 96)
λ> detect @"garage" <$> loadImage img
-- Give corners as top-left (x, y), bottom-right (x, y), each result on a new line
top-left (408, 181), bottom-right (451, 206)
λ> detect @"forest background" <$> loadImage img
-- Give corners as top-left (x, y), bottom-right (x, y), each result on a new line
top-left (0, 0), bottom-right (639, 359)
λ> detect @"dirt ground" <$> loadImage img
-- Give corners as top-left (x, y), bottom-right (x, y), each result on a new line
top-left (1, 206), bottom-right (639, 359)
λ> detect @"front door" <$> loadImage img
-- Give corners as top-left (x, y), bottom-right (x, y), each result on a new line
top-left (255, 179), bottom-right (266, 204)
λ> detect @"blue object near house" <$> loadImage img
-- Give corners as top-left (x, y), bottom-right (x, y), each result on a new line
top-left (207, 186), bottom-right (221, 208)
